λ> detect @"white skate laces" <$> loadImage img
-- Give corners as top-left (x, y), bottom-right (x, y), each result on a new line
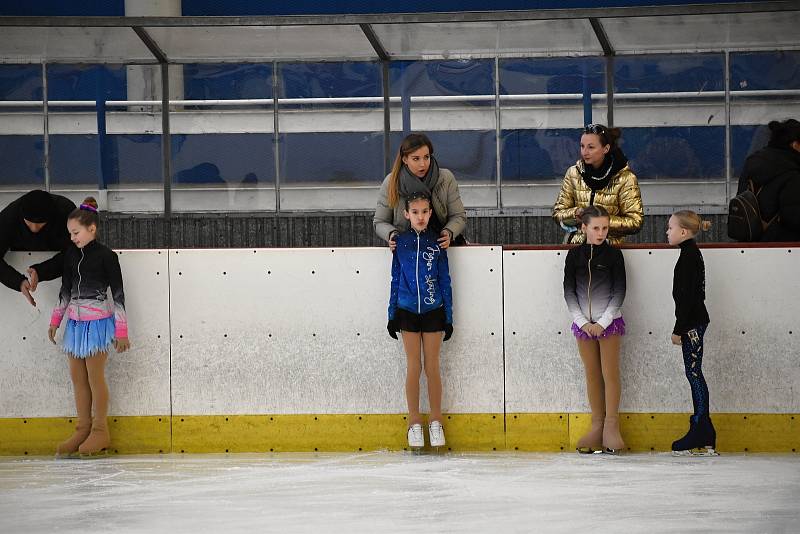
top-left (429, 420), bottom-right (445, 447)
top-left (407, 423), bottom-right (424, 448)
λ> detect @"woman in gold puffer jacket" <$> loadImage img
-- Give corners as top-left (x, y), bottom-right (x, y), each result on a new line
top-left (553, 124), bottom-right (643, 244)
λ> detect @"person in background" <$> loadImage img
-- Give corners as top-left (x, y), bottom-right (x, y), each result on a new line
top-left (0, 190), bottom-right (75, 306)
top-left (553, 124), bottom-right (643, 244)
top-left (374, 133), bottom-right (467, 251)
top-left (737, 119), bottom-right (800, 241)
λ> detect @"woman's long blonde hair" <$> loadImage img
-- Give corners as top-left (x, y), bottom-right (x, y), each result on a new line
top-left (387, 133), bottom-right (435, 208)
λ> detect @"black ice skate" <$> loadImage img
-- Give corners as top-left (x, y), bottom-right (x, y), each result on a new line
top-left (672, 415), bottom-right (718, 456)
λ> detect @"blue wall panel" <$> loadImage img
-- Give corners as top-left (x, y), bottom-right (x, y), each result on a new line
top-left (184, 64), bottom-right (273, 100)
top-left (501, 129), bottom-right (564, 181)
top-left (182, 0), bottom-right (752, 16)
top-left (390, 60), bottom-right (494, 97)
top-left (0, 0), bottom-right (123, 16)
top-left (172, 133), bottom-right (275, 185)
top-left (623, 126), bottom-right (724, 180)
top-left (0, 65), bottom-right (42, 100)
top-left (500, 58), bottom-right (605, 96)
top-left (615, 54), bottom-right (724, 93)
top-left (280, 63), bottom-right (381, 99)
top-left (0, 136), bottom-right (44, 186)
top-left (48, 135), bottom-right (100, 185)
top-left (281, 132), bottom-right (384, 183)
top-left (47, 65), bottom-right (127, 102)
top-left (731, 51), bottom-right (800, 91)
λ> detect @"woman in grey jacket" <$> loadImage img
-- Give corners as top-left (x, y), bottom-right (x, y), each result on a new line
top-left (374, 133), bottom-right (467, 250)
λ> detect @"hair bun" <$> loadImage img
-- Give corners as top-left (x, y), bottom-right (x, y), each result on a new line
top-left (82, 196), bottom-right (98, 210)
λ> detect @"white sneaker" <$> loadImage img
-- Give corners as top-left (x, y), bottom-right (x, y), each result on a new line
top-left (407, 423), bottom-right (424, 448)
top-left (429, 421), bottom-right (446, 447)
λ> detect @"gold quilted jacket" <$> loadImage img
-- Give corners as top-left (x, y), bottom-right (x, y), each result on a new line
top-left (552, 160), bottom-right (644, 244)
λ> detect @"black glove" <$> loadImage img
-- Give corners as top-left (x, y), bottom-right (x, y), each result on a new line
top-left (387, 319), bottom-right (399, 339)
top-left (443, 323), bottom-right (453, 341)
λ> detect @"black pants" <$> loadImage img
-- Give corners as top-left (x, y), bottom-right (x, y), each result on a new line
top-left (681, 324), bottom-right (710, 417)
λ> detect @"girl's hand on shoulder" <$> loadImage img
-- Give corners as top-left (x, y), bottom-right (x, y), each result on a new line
top-left (671, 334), bottom-right (682, 346)
top-left (48, 326), bottom-right (58, 344)
top-left (388, 231), bottom-right (398, 252)
top-left (114, 337), bottom-right (131, 353)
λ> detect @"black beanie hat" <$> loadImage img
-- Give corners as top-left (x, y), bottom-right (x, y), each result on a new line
top-left (20, 190), bottom-right (56, 223)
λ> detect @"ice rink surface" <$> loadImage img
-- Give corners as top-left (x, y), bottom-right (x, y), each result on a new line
top-left (1, 452), bottom-right (798, 533)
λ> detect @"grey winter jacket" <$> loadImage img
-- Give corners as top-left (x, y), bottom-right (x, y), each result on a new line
top-left (373, 168), bottom-right (467, 242)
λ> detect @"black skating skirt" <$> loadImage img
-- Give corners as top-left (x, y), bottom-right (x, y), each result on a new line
top-left (395, 306), bottom-right (446, 333)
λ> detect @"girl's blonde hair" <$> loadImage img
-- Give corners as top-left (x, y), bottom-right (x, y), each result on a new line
top-left (387, 133), bottom-right (434, 208)
top-left (672, 210), bottom-right (712, 235)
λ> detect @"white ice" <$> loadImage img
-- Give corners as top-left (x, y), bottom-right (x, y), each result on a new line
top-left (1, 452), bottom-right (798, 533)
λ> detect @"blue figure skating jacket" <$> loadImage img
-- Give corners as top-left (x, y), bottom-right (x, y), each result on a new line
top-left (388, 227), bottom-right (453, 323)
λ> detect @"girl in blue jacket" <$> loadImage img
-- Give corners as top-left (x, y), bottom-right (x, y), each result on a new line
top-left (387, 191), bottom-right (453, 450)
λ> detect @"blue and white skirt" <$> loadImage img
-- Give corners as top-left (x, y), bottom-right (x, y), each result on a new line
top-left (62, 316), bottom-right (116, 359)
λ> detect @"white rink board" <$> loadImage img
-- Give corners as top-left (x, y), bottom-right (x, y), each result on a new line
top-left (504, 247), bottom-right (800, 413)
top-left (3, 246), bottom-right (797, 419)
top-left (168, 246), bottom-right (504, 415)
top-left (0, 251), bottom-right (170, 417)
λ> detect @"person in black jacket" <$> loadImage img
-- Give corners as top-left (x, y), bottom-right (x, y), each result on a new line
top-left (737, 119), bottom-right (800, 241)
top-left (0, 189), bottom-right (75, 306)
top-left (666, 210), bottom-right (717, 456)
top-left (563, 205), bottom-right (627, 454)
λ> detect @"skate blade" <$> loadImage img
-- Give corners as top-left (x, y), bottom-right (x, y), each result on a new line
top-left (576, 446), bottom-right (604, 455)
top-left (672, 447), bottom-right (719, 457)
top-left (603, 447), bottom-right (624, 455)
top-left (55, 451), bottom-right (82, 460)
top-left (78, 449), bottom-right (111, 459)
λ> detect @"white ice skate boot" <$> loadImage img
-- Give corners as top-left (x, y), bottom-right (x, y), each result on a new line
top-left (407, 423), bottom-right (425, 449)
top-left (429, 420), bottom-right (446, 448)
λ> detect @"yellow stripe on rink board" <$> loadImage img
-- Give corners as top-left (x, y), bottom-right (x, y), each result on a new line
top-left (506, 413), bottom-right (570, 451)
top-left (172, 414), bottom-right (505, 453)
top-left (713, 414), bottom-right (799, 453)
top-left (0, 414), bottom-right (797, 455)
top-left (0, 416), bottom-right (170, 456)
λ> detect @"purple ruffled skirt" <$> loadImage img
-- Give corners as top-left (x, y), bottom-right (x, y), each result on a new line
top-left (571, 316), bottom-right (626, 340)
